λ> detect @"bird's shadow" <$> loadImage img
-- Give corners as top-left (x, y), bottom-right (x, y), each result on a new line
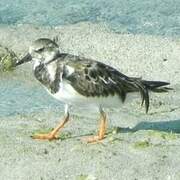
top-left (118, 119), bottom-right (180, 134)
top-left (57, 119), bottom-right (180, 141)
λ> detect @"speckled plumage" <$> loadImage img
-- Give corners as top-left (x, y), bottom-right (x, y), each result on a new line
top-left (17, 38), bottom-right (171, 113)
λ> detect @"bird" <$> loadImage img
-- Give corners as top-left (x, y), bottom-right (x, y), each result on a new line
top-left (15, 38), bottom-right (171, 143)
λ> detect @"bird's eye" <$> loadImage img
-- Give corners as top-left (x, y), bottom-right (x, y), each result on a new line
top-left (35, 47), bottom-right (44, 53)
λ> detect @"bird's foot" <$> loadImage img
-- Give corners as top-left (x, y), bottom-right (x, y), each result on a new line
top-left (81, 135), bottom-right (105, 144)
top-left (31, 132), bottom-right (59, 141)
top-left (31, 113), bottom-right (70, 141)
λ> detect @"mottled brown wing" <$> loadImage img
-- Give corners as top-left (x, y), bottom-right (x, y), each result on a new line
top-left (58, 53), bottom-right (151, 112)
top-left (62, 58), bottom-right (136, 102)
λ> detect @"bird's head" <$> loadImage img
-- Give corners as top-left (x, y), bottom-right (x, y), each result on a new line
top-left (16, 38), bottom-right (59, 67)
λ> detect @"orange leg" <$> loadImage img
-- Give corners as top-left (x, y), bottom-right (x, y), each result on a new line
top-left (83, 110), bottom-right (107, 143)
top-left (32, 113), bottom-right (69, 141)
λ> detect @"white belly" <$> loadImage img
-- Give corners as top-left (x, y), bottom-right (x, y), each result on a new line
top-left (51, 81), bottom-right (140, 108)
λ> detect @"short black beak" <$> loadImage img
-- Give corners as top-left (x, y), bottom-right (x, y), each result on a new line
top-left (15, 53), bottom-right (32, 66)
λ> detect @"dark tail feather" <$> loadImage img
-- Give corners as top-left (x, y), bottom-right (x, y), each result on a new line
top-left (141, 80), bottom-right (172, 113)
top-left (142, 80), bottom-right (172, 92)
top-left (133, 80), bottom-right (149, 113)
top-left (132, 80), bottom-right (171, 113)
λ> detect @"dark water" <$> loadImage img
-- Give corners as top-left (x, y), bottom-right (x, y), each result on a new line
top-left (0, 0), bottom-right (180, 36)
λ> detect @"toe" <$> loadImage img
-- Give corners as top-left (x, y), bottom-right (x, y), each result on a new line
top-left (81, 136), bottom-right (102, 143)
top-left (31, 133), bottom-right (59, 141)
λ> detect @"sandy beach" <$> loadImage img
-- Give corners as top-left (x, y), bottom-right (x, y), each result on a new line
top-left (0, 22), bottom-right (180, 180)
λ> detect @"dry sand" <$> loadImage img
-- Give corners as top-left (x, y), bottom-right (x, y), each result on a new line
top-left (0, 22), bottom-right (180, 180)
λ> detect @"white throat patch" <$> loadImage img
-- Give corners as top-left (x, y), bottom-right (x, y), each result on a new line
top-left (33, 59), bottom-right (41, 70)
top-left (46, 64), bottom-right (57, 81)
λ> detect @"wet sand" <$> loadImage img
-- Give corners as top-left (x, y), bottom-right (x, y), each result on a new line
top-left (0, 22), bottom-right (180, 180)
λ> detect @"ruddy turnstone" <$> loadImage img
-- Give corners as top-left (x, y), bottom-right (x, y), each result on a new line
top-left (16, 38), bottom-right (171, 143)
